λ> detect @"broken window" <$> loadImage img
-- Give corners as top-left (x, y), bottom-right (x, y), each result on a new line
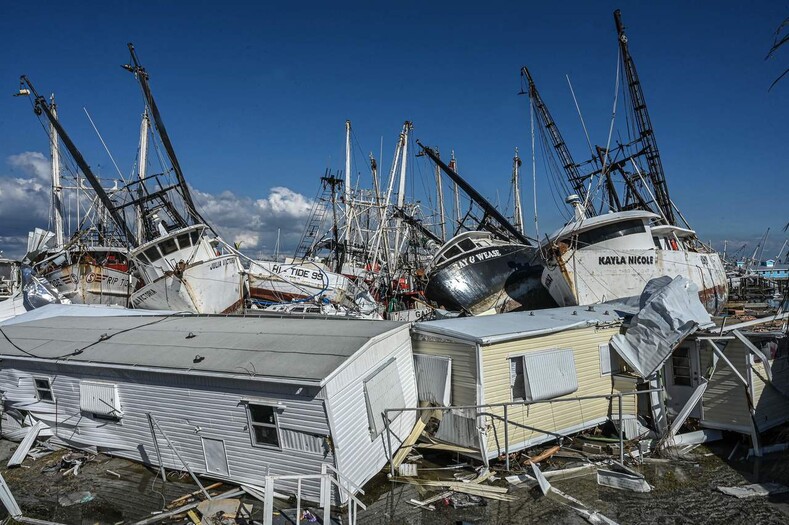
top-left (510, 349), bottom-right (578, 402)
top-left (34, 377), bottom-right (54, 402)
top-left (247, 404), bottom-right (281, 448)
top-left (80, 381), bottom-right (122, 420)
top-left (672, 347), bottom-right (691, 386)
top-left (364, 359), bottom-right (405, 439)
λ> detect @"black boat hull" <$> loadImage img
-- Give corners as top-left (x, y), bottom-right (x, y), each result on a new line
top-left (425, 244), bottom-right (556, 315)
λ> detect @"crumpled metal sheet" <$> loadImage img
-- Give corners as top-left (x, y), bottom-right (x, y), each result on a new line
top-left (610, 276), bottom-right (713, 378)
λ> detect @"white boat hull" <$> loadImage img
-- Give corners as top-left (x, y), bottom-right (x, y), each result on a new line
top-left (542, 246), bottom-right (728, 313)
top-left (43, 263), bottom-right (136, 307)
top-left (130, 254), bottom-right (244, 314)
top-left (248, 260), bottom-right (355, 306)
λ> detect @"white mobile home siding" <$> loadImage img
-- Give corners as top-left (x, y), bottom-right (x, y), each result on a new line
top-left (0, 363), bottom-right (333, 501)
top-left (323, 327), bottom-right (416, 502)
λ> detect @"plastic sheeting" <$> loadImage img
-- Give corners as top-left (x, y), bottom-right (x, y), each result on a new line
top-left (610, 276), bottom-right (713, 378)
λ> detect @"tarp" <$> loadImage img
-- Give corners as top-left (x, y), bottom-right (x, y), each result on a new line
top-left (610, 276), bottom-right (713, 378)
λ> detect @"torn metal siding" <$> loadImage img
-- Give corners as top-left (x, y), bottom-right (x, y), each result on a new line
top-left (323, 327), bottom-right (417, 503)
top-left (413, 354), bottom-right (452, 406)
top-left (480, 325), bottom-right (622, 459)
top-left (411, 338), bottom-right (477, 406)
top-left (0, 363), bottom-right (334, 502)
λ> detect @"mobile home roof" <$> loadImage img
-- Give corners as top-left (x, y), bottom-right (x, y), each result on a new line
top-left (0, 312), bottom-right (406, 385)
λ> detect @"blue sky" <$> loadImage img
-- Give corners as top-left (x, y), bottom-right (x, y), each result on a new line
top-left (0, 1), bottom-right (787, 259)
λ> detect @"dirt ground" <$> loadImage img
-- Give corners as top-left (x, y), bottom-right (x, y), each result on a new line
top-left (1, 436), bottom-right (789, 524)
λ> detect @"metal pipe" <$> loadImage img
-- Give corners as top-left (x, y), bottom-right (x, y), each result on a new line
top-left (383, 413), bottom-right (395, 478)
top-left (149, 415), bottom-right (210, 499)
top-left (618, 394), bottom-right (624, 464)
top-left (146, 413), bottom-right (166, 482)
top-left (504, 404), bottom-right (510, 471)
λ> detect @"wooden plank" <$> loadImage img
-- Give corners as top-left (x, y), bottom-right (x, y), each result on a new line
top-left (391, 412), bottom-right (430, 469)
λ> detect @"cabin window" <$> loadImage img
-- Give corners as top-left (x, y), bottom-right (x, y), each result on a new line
top-left (364, 359), bottom-right (405, 439)
top-left (246, 404), bottom-right (281, 448)
top-left (510, 349), bottom-right (578, 402)
top-left (190, 230), bottom-right (201, 245)
top-left (458, 239), bottom-right (476, 252)
top-left (443, 246), bottom-right (462, 260)
top-left (34, 377), bottom-right (54, 402)
top-left (144, 246), bottom-right (161, 263)
top-left (576, 219), bottom-right (646, 247)
top-left (652, 237), bottom-right (661, 249)
top-left (160, 238), bottom-right (179, 256)
top-left (79, 381), bottom-right (122, 420)
top-left (176, 233), bottom-right (192, 250)
top-left (599, 343), bottom-right (624, 376)
top-left (671, 348), bottom-right (691, 386)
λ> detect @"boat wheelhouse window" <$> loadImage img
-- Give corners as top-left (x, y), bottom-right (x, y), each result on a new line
top-left (160, 238), bottom-right (179, 256)
top-left (652, 237), bottom-right (661, 249)
top-left (458, 239), bottom-right (477, 252)
top-left (246, 403), bottom-right (281, 448)
top-left (34, 377), bottom-right (54, 402)
top-left (176, 233), bottom-right (192, 250)
top-left (144, 246), bottom-right (162, 263)
top-left (574, 219), bottom-right (646, 247)
top-left (190, 230), bottom-right (201, 245)
top-left (443, 246), bottom-right (462, 260)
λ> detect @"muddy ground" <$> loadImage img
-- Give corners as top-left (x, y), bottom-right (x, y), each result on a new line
top-left (1, 436), bottom-right (789, 524)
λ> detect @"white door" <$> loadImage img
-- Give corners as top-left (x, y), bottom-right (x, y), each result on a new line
top-left (665, 342), bottom-right (702, 418)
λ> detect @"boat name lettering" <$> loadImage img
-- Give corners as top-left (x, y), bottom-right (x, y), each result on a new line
top-left (598, 255), bottom-right (655, 265)
top-left (133, 289), bottom-right (157, 303)
top-left (454, 249), bottom-right (502, 269)
top-left (209, 258), bottom-right (234, 270)
top-left (272, 264), bottom-right (324, 281)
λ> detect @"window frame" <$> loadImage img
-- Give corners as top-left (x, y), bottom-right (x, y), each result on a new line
top-left (245, 402), bottom-right (283, 450)
top-left (33, 376), bottom-right (55, 403)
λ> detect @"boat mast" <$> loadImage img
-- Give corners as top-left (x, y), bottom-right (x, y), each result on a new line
top-left (418, 142), bottom-right (535, 246)
top-left (520, 67), bottom-right (589, 209)
top-left (49, 94), bottom-right (65, 248)
top-left (435, 149), bottom-right (447, 242)
top-left (136, 110), bottom-right (150, 242)
top-left (614, 10), bottom-right (675, 225)
top-left (20, 76), bottom-right (138, 247)
top-left (344, 120), bottom-right (352, 246)
top-left (512, 147), bottom-right (524, 235)
top-left (393, 122), bottom-right (411, 262)
top-left (450, 151), bottom-right (461, 227)
top-left (123, 43), bottom-right (204, 227)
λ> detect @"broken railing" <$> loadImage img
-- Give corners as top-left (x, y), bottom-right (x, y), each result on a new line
top-left (382, 387), bottom-right (664, 475)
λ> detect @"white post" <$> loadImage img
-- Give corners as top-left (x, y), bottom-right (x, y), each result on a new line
top-left (512, 147), bottom-right (524, 235)
top-left (392, 122), bottom-right (411, 265)
top-left (345, 120), bottom-right (352, 246)
top-left (263, 475), bottom-right (274, 525)
top-left (49, 94), bottom-right (64, 248)
top-left (320, 464), bottom-right (332, 524)
top-left (137, 110), bottom-right (150, 242)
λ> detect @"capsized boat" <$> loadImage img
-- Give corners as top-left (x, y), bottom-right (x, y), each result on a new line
top-left (419, 145), bottom-right (554, 315)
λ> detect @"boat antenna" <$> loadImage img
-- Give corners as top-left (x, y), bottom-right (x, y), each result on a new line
top-left (122, 43), bottom-right (206, 228)
top-left (418, 142), bottom-right (535, 246)
top-left (83, 106), bottom-right (126, 182)
top-left (614, 9), bottom-right (675, 225)
top-left (19, 75), bottom-right (138, 247)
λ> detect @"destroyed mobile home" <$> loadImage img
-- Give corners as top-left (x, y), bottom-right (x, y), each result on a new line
top-left (0, 310), bottom-right (417, 506)
top-left (0, 277), bottom-right (786, 522)
top-left (403, 276), bottom-right (788, 463)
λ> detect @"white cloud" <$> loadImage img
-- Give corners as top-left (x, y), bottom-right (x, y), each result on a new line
top-left (0, 151), bottom-right (316, 260)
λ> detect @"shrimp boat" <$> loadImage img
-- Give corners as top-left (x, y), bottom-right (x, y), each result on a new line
top-left (16, 91), bottom-right (137, 306)
top-left (122, 44), bottom-right (244, 313)
top-left (419, 145), bottom-right (550, 315)
top-left (524, 10), bottom-right (727, 313)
